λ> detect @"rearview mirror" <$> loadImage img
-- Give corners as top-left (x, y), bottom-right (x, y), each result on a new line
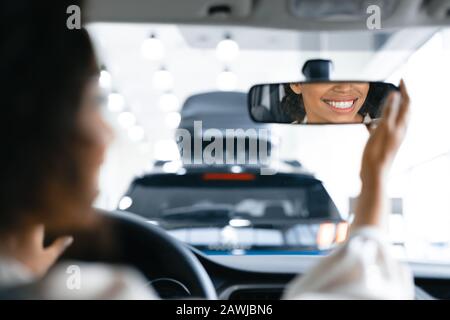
top-left (248, 81), bottom-right (399, 124)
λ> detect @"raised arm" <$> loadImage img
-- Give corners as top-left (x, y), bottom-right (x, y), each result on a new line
top-left (284, 80), bottom-right (414, 300)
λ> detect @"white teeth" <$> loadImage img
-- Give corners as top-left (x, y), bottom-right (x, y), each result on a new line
top-left (326, 100), bottom-right (354, 109)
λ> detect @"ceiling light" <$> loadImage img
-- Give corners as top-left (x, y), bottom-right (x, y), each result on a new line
top-left (107, 92), bottom-right (125, 112)
top-left (99, 70), bottom-right (112, 89)
top-left (216, 37), bottom-right (240, 62)
top-left (141, 34), bottom-right (165, 61)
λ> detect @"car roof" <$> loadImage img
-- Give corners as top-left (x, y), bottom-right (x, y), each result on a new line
top-left (179, 91), bottom-right (268, 131)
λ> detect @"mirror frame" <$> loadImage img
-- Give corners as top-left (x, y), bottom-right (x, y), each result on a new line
top-left (247, 80), bottom-right (400, 125)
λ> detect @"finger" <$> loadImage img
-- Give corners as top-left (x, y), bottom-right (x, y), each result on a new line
top-left (366, 92), bottom-right (398, 148)
top-left (381, 92), bottom-right (394, 121)
top-left (379, 91), bottom-right (399, 126)
top-left (396, 79), bottom-right (411, 127)
top-left (399, 79), bottom-right (410, 104)
top-left (386, 91), bottom-right (401, 129)
top-left (44, 236), bottom-right (74, 262)
top-left (18, 224), bottom-right (45, 249)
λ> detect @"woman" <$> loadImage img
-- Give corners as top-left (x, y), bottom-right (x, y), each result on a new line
top-left (0, 0), bottom-right (156, 299)
top-left (282, 82), bottom-right (390, 124)
top-left (0, 0), bottom-right (413, 299)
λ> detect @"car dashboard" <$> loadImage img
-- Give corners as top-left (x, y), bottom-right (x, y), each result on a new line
top-left (155, 250), bottom-right (450, 300)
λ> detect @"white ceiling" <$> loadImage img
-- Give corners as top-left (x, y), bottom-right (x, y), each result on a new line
top-left (87, 23), bottom-right (435, 144)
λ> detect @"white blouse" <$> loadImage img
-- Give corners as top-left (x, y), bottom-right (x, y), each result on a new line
top-left (0, 227), bottom-right (414, 300)
top-left (0, 258), bottom-right (157, 299)
top-left (283, 227), bottom-right (415, 299)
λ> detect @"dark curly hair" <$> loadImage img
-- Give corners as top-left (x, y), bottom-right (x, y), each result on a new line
top-left (280, 82), bottom-right (391, 123)
top-left (0, 0), bottom-right (98, 232)
top-left (280, 84), bottom-right (307, 122)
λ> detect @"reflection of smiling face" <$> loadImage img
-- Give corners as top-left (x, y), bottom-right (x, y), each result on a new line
top-left (290, 82), bottom-right (370, 123)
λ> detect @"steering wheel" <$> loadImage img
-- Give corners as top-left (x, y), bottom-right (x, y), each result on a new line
top-left (62, 210), bottom-right (217, 299)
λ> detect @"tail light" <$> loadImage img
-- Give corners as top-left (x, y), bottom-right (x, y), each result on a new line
top-left (335, 222), bottom-right (349, 243)
top-left (316, 223), bottom-right (336, 249)
top-left (317, 221), bottom-right (349, 249)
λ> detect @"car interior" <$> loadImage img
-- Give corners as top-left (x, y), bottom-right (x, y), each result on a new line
top-left (4, 0), bottom-right (450, 300)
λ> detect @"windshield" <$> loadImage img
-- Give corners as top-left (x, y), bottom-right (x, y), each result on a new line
top-left (89, 23), bottom-right (450, 263)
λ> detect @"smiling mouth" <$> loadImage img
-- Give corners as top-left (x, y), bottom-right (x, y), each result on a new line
top-left (322, 98), bottom-right (358, 113)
